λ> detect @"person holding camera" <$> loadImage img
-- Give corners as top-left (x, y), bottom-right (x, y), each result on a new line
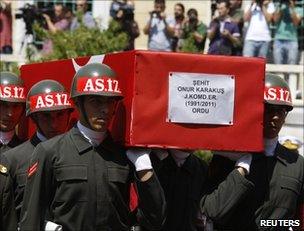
top-left (42, 3), bottom-right (70, 55)
top-left (179, 8), bottom-right (207, 53)
top-left (243, 0), bottom-right (275, 58)
top-left (170, 3), bottom-right (185, 52)
top-left (110, 0), bottom-right (140, 50)
top-left (70, 0), bottom-right (96, 30)
top-left (0, 0), bottom-right (13, 54)
top-left (273, 0), bottom-right (303, 64)
top-left (207, 0), bottom-right (240, 56)
top-left (143, 0), bottom-right (175, 51)
top-left (229, 0), bottom-right (244, 56)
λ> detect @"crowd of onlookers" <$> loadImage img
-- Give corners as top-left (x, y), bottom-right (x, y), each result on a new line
top-left (0, 0), bottom-right (303, 64)
top-left (143, 0), bottom-right (303, 64)
top-left (0, 0), bottom-right (97, 55)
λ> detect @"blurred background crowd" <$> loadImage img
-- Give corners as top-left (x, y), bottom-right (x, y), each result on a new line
top-left (0, 0), bottom-right (303, 63)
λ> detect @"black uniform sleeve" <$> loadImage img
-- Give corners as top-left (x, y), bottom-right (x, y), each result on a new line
top-left (1, 172), bottom-right (17, 231)
top-left (20, 143), bottom-right (54, 231)
top-left (134, 170), bottom-right (166, 230)
top-left (200, 169), bottom-right (254, 223)
top-left (296, 166), bottom-right (304, 229)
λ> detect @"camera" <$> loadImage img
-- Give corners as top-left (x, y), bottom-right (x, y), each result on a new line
top-left (150, 10), bottom-right (161, 18)
top-left (15, 4), bottom-right (54, 34)
top-left (189, 14), bottom-right (197, 23)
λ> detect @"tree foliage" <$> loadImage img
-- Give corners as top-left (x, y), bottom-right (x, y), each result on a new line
top-left (194, 150), bottom-right (213, 165)
top-left (31, 19), bottom-right (128, 62)
top-left (0, 61), bottom-right (20, 75)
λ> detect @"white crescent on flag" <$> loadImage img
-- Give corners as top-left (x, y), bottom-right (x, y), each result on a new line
top-left (72, 55), bottom-right (105, 73)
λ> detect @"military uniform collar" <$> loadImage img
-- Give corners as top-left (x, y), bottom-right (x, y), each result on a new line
top-left (275, 143), bottom-right (299, 166)
top-left (181, 154), bottom-right (196, 175)
top-left (30, 133), bottom-right (42, 147)
top-left (70, 126), bottom-right (94, 154)
top-left (70, 126), bottom-right (118, 155)
top-left (165, 152), bottom-right (196, 175)
top-left (7, 133), bottom-right (23, 148)
top-left (0, 130), bottom-right (14, 145)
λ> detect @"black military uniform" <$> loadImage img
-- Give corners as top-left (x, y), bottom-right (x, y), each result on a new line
top-left (0, 134), bottom-right (24, 154)
top-left (0, 71), bottom-right (26, 156)
top-left (209, 74), bottom-right (304, 230)
top-left (20, 63), bottom-right (166, 231)
top-left (4, 80), bottom-right (74, 221)
top-left (148, 151), bottom-right (254, 231)
top-left (21, 127), bottom-right (165, 231)
top-left (3, 134), bottom-right (41, 220)
top-left (0, 159), bottom-right (17, 231)
top-left (210, 144), bottom-right (304, 231)
top-left (150, 153), bottom-right (208, 230)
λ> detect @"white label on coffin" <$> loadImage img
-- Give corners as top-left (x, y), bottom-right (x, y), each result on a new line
top-left (168, 72), bottom-right (235, 125)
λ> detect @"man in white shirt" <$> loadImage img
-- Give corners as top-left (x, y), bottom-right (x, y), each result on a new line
top-left (243, 0), bottom-right (275, 58)
top-left (143, 0), bottom-right (175, 51)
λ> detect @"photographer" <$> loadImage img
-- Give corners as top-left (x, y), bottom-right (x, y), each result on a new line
top-left (243, 0), bottom-right (275, 58)
top-left (229, 0), bottom-right (244, 55)
top-left (171, 3), bottom-right (185, 52)
top-left (42, 3), bottom-right (70, 55)
top-left (207, 0), bottom-right (240, 56)
top-left (179, 8), bottom-right (207, 53)
top-left (143, 0), bottom-right (175, 51)
top-left (70, 0), bottom-right (96, 30)
top-left (110, 0), bottom-right (139, 50)
top-left (0, 0), bottom-right (12, 54)
top-left (273, 0), bottom-right (303, 64)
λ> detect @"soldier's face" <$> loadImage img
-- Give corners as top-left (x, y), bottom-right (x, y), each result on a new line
top-left (263, 104), bottom-right (287, 139)
top-left (33, 109), bottom-right (71, 139)
top-left (80, 95), bottom-right (117, 132)
top-left (0, 100), bottom-right (24, 132)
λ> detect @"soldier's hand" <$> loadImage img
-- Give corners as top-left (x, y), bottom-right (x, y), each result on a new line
top-left (126, 148), bottom-right (152, 171)
top-left (44, 221), bottom-right (63, 231)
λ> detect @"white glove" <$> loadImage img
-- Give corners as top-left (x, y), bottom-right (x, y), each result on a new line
top-left (235, 154), bottom-right (252, 175)
top-left (44, 221), bottom-right (63, 231)
top-left (126, 148), bottom-right (152, 171)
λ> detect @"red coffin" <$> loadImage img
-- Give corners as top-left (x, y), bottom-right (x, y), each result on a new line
top-left (19, 50), bottom-right (265, 152)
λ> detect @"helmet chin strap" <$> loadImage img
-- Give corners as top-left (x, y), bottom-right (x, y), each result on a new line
top-left (78, 96), bottom-right (94, 131)
top-left (31, 114), bottom-right (47, 139)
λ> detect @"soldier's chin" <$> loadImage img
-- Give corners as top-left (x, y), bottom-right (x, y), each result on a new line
top-left (0, 122), bottom-right (14, 132)
top-left (91, 123), bottom-right (107, 132)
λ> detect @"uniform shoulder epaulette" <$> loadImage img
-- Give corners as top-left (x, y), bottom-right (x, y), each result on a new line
top-left (0, 164), bottom-right (8, 175)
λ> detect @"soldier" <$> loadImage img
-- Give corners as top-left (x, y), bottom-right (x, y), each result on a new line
top-left (131, 145), bottom-right (253, 231)
top-left (0, 157), bottom-right (17, 231)
top-left (208, 73), bottom-right (304, 230)
top-left (3, 80), bottom-right (74, 221)
top-left (0, 71), bottom-right (25, 154)
top-left (20, 63), bottom-right (166, 231)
